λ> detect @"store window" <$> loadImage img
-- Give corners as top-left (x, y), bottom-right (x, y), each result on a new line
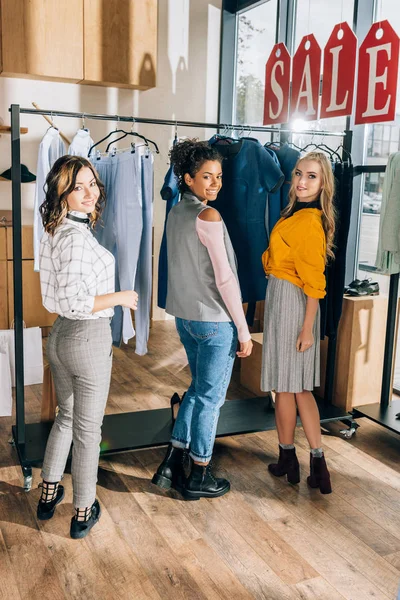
top-left (294, 0), bottom-right (354, 51)
top-left (234, 0), bottom-right (278, 128)
top-left (357, 0), bottom-right (400, 389)
top-left (357, 0), bottom-right (400, 277)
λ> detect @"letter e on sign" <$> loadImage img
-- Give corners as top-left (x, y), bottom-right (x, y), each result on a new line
top-left (321, 22), bottom-right (357, 119)
top-left (290, 34), bottom-right (321, 121)
top-left (355, 20), bottom-right (399, 125)
top-left (263, 43), bottom-right (291, 125)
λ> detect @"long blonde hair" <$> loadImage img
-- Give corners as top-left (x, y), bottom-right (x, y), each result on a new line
top-left (281, 151), bottom-right (336, 262)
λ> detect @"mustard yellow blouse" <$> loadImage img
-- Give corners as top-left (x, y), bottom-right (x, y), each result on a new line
top-left (262, 208), bottom-right (326, 299)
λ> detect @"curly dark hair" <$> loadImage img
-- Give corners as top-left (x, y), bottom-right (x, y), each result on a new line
top-left (170, 139), bottom-right (223, 193)
top-left (39, 155), bottom-right (106, 236)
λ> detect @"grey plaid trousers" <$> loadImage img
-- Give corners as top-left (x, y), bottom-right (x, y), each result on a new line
top-left (41, 316), bottom-right (112, 508)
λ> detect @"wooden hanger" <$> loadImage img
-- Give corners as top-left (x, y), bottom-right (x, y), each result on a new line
top-left (32, 102), bottom-right (71, 146)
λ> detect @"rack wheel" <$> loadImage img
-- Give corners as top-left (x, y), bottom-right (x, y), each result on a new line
top-left (8, 437), bottom-right (15, 447)
top-left (339, 426), bottom-right (357, 439)
top-left (23, 475), bottom-right (33, 492)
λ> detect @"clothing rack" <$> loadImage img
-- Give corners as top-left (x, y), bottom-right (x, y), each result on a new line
top-left (352, 164), bottom-right (400, 436)
top-left (9, 104), bottom-right (356, 490)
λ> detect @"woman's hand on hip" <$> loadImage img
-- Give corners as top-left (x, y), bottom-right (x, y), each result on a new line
top-left (119, 290), bottom-right (139, 310)
top-left (296, 328), bottom-right (314, 352)
top-left (237, 339), bottom-right (253, 358)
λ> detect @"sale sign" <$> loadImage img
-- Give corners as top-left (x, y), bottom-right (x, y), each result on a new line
top-left (355, 20), bottom-right (399, 124)
top-left (290, 34), bottom-right (321, 121)
top-left (263, 43), bottom-right (291, 125)
top-left (320, 22), bottom-right (357, 119)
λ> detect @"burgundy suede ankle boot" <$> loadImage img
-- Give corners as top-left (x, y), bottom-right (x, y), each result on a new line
top-left (268, 446), bottom-right (300, 484)
top-left (307, 453), bottom-right (332, 494)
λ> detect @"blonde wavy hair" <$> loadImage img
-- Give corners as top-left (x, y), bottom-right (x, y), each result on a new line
top-left (282, 151), bottom-right (336, 262)
top-left (39, 155), bottom-right (105, 236)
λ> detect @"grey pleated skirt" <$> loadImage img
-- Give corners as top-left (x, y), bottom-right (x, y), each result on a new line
top-left (261, 275), bottom-right (320, 393)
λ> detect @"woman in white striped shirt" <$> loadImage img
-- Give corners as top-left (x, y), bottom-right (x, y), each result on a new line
top-left (37, 155), bottom-right (138, 539)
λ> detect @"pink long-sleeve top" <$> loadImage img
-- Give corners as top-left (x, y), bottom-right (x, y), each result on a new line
top-left (195, 217), bottom-right (251, 343)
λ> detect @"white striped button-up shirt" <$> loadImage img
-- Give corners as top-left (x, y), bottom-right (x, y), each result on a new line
top-left (39, 214), bottom-right (115, 320)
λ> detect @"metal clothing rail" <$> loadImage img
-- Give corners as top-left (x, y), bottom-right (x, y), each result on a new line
top-left (14, 106), bottom-right (347, 137)
top-left (9, 104), bottom-right (355, 490)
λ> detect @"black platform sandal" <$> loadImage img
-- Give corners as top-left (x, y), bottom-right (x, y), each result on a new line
top-left (37, 481), bottom-right (65, 520)
top-left (70, 499), bottom-right (101, 539)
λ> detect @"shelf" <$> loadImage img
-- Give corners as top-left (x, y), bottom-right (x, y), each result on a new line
top-left (0, 126), bottom-right (28, 134)
top-left (353, 399), bottom-right (400, 435)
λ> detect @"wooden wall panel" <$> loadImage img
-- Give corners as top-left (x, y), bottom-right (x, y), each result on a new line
top-left (83, 0), bottom-right (157, 89)
top-left (0, 0), bottom-right (83, 81)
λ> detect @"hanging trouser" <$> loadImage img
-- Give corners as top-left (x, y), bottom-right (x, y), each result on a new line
top-left (134, 152), bottom-right (154, 355)
top-left (92, 152), bottom-right (143, 346)
top-left (41, 316), bottom-right (112, 508)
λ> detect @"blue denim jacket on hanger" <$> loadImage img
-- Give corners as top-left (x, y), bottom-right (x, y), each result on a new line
top-left (157, 163), bottom-right (180, 309)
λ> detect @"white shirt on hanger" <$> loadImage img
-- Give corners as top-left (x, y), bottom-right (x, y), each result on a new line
top-left (33, 127), bottom-right (65, 271)
top-left (68, 129), bottom-right (95, 158)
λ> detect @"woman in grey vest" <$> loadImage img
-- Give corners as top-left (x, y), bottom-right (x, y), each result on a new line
top-left (152, 140), bottom-right (253, 500)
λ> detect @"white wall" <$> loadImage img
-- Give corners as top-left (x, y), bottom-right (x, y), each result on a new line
top-left (0, 0), bottom-right (222, 320)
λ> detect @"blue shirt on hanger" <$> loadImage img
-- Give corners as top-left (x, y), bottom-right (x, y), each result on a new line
top-left (157, 163), bottom-right (180, 309)
top-left (209, 136), bottom-right (284, 303)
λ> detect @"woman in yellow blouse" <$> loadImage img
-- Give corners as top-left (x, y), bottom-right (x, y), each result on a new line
top-left (261, 152), bottom-right (335, 494)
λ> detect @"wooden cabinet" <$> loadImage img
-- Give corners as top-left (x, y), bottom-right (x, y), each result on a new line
top-left (240, 333), bottom-right (264, 396)
top-left (0, 260), bottom-right (8, 329)
top-left (82, 0), bottom-right (157, 89)
top-left (6, 226), bottom-right (34, 260)
top-left (0, 228), bottom-right (6, 261)
top-left (7, 260), bottom-right (56, 328)
top-left (0, 0), bottom-right (84, 81)
top-left (0, 0), bottom-right (157, 89)
top-left (316, 295), bottom-right (388, 411)
top-left (1, 225), bottom-right (57, 329)
top-left (240, 296), bottom-right (389, 411)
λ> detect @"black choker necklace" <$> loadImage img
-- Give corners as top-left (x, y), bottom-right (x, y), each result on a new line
top-left (66, 214), bottom-right (90, 225)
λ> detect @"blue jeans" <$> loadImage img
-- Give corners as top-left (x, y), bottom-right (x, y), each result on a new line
top-left (171, 318), bottom-right (237, 463)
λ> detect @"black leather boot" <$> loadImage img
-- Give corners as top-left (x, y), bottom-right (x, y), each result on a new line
top-left (307, 453), bottom-right (332, 494)
top-left (268, 446), bottom-right (300, 484)
top-left (152, 444), bottom-right (186, 492)
top-left (182, 463), bottom-right (230, 501)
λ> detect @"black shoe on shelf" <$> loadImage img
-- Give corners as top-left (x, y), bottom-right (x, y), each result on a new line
top-left (345, 279), bottom-right (379, 297)
top-left (344, 278), bottom-right (364, 293)
top-left (182, 462), bottom-right (230, 501)
top-left (37, 484), bottom-right (65, 521)
top-left (70, 499), bottom-right (101, 539)
top-left (151, 444), bottom-right (187, 492)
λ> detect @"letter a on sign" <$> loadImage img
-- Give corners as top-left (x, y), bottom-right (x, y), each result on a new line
top-left (355, 20), bottom-right (399, 124)
top-left (321, 22), bottom-right (357, 119)
top-left (290, 35), bottom-right (321, 121)
top-left (263, 43), bottom-right (291, 125)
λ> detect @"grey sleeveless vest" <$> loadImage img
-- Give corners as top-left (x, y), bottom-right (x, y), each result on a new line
top-left (166, 192), bottom-right (240, 322)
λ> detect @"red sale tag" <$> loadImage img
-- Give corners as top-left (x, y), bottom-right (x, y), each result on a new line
top-left (290, 34), bottom-right (321, 122)
top-left (321, 22), bottom-right (357, 119)
top-left (355, 20), bottom-right (399, 125)
top-left (263, 43), bottom-right (291, 125)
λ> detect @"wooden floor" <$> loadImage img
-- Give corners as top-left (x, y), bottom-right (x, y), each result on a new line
top-left (1, 321), bottom-right (400, 600)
